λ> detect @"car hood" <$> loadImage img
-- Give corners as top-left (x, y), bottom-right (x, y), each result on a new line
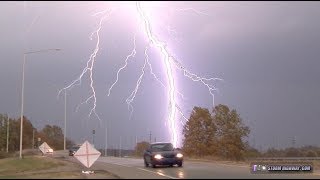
top-left (151, 151), bottom-right (179, 157)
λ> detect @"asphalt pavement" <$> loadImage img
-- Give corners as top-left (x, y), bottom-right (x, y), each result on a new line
top-left (53, 150), bottom-right (320, 179)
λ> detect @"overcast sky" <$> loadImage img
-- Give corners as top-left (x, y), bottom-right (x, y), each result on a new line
top-left (1, 1), bottom-right (320, 151)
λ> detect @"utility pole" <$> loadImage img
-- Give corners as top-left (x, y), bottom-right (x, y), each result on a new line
top-left (135, 135), bottom-right (137, 145)
top-left (119, 136), bottom-right (122, 157)
top-left (32, 128), bottom-right (35, 149)
top-left (292, 136), bottom-right (296, 148)
top-left (20, 48), bottom-right (61, 159)
top-left (6, 115), bottom-right (9, 153)
top-left (105, 127), bottom-right (107, 157)
top-left (92, 129), bottom-right (95, 147)
top-left (149, 131), bottom-right (151, 144)
top-left (64, 91), bottom-right (67, 151)
top-left (154, 137), bottom-right (156, 143)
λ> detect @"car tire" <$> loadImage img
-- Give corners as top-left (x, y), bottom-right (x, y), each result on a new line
top-left (178, 162), bottom-right (183, 167)
top-left (152, 163), bottom-right (156, 168)
top-left (144, 158), bottom-right (149, 167)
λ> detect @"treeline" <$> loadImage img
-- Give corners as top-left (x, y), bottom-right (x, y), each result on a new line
top-left (181, 104), bottom-right (320, 161)
top-left (132, 104), bottom-right (251, 161)
top-left (182, 104), bottom-right (250, 161)
top-left (0, 114), bottom-right (74, 153)
top-left (261, 146), bottom-right (320, 158)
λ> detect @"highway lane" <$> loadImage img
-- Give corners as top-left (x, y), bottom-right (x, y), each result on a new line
top-left (53, 151), bottom-right (320, 179)
top-left (94, 156), bottom-right (320, 179)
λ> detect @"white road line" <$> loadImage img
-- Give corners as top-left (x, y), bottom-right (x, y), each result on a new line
top-left (100, 161), bottom-right (132, 168)
top-left (137, 168), bottom-right (178, 179)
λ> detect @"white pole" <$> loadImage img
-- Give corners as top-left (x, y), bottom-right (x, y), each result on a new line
top-left (64, 91), bottom-right (66, 150)
top-left (19, 48), bottom-right (61, 159)
top-left (105, 127), bottom-right (107, 157)
top-left (119, 136), bottom-right (122, 157)
top-left (6, 115), bottom-right (9, 153)
top-left (32, 128), bottom-right (35, 149)
top-left (19, 54), bottom-right (26, 159)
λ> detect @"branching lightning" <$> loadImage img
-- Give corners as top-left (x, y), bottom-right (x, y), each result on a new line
top-left (107, 33), bottom-right (137, 97)
top-left (59, 1), bottom-right (222, 148)
top-left (136, 1), bottom-right (179, 146)
top-left (58, 9), bottom-right (113, 123)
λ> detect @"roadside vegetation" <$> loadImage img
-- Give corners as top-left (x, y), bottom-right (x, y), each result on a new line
top-left (181, 104), bottom-right (250, 161)
top-left (1, 105), bottom-right (319, 163)
top-left (132, 104), bottom-right (320, 163)
top-left (0, 114), bottom-right (75, 159)
top-left (0, 156), bottom-right (67, 178)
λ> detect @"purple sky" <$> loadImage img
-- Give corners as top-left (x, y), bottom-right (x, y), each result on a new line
top-left (1, 1), bottom-right (320, 150)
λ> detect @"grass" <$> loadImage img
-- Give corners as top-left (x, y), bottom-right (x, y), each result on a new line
top-left (0, 154), bottom-right (119, 179)
top-left (0, 156), bottom-right (66, 178)
top-left (0, 156), bottom-right (65, 171)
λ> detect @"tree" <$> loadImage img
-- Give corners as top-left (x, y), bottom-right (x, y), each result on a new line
top-left (0, 114), bottom-right (7, 151)
top-left (8, 118), bottom-right (20, 151)
top-left (305, 150), bottom-right (317, 157)
top-left (21, 116), bottom-right (36, 149)
top-left (263, 148), bottom-right (281, 157)
top-left (0, 114), bottom-right (74, 152)
top-left (134, 141), bottom-right (150, 157)
top-left (39, 125), bottom-right (64, 150)
top-left (182, 104), bottom-right (250, 161)
top-left (182, 106), bottom-right (217, 157)
top-left (213, 104), bottom-right (250, 161)
top-left (244, 144), bottom-right (261, 159)
top-left (0, 115), bottom-right (36, 152)
top-left (285, 147), bottom-right (303, 157)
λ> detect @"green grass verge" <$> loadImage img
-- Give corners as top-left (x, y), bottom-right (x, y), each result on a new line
top-left (0, 156), bottom-right (65, 177)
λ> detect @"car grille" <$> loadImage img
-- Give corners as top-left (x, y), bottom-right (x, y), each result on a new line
top-left (163, 154), bottom-right (175, 158)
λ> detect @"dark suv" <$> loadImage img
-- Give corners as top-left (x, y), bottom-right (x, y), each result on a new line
top-left (69, 145), bottom-right (80, 156)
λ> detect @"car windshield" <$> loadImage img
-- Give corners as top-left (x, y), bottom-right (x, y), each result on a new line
top-left (71, 146), bottom-right (80, 150)
top-left (150, 143), bottom-right (174, 152)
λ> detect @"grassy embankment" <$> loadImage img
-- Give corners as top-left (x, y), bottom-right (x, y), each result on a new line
top-left (0, 156), bottom-right (83, 179)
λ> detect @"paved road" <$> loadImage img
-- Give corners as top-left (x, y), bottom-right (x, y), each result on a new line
top-left (95, 157), bottom-right (320, 179)
top-left (54, 151), bottom-right (320, 179)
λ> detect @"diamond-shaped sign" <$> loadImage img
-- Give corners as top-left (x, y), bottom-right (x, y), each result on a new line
top-left (39, 142), bottom-right (53, 154)
top-left (74, 140), bottom-right (101, 168)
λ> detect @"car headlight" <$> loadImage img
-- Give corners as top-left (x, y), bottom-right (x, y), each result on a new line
top-left (176, 153), bottom-right (183, 158)
top-left (154, 154), bottom-right (163, 160)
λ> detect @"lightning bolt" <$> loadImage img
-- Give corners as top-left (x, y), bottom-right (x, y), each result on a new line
top-left (175, 7), bottom-right (210, 16)
top-left (135, 2), bottom-right (222, 147)
top-left (125, 48), bottom-right (148, 121)
top-left (107, 33), bottom-right (137, 97)
top-left (58, 9), bottom-right (113, 123)
top-left (136, 1), bottom-right (179, 147)
top-left (59, 1), bottom-right (222, 148)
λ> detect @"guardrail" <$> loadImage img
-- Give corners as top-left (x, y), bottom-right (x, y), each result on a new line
top-left (250, 157), bottom-right (320, 161)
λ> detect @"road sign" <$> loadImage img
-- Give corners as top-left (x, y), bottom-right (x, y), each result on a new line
top-left (74, 140), bottom-right (101, 168)
top-left (39, 142), bottom-right (53, 154)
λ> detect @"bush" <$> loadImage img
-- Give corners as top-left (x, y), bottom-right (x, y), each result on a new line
top-left (23, 149), bottom-right (41, 156)
top-left (285, 148), bottom-right (303, 157)
top-left (305, 150), bottom-right (317, 157)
